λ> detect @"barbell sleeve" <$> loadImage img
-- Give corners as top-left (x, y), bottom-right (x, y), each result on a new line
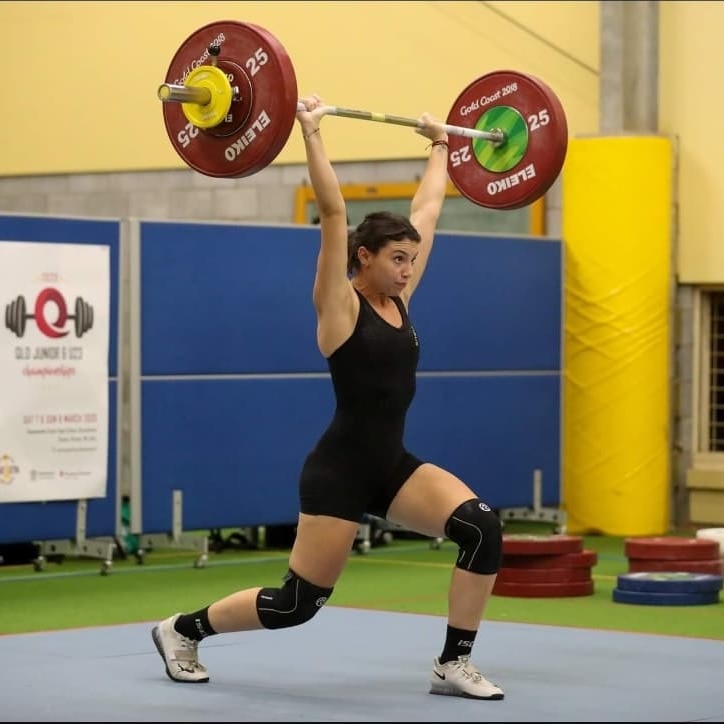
top-left (297, 102), bottom-right (505, 143)
top-left (158, 83), bottom-right (212, 105)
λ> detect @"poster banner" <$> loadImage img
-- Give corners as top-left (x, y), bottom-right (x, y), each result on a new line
top-left (0, 241), bottom-right (110, 503)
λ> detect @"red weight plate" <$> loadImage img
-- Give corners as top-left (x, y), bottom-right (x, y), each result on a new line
top-left (162, 20), bottom-right (298, 178)
top-left (446, 70), bottom-right (568, 209)
top-left (624, 537), bottom-right (720, 561)
top-left (502, 549), bottom-right (598, 569)
top-left (204, 59), bottom-right (254, 138)
top-left (493, 579), bottom-right (594, 598)
top-left (502, 534), bottom-right (583, 556)
top-left (629, 558), bottom-right (723, 575)
top-left (496, 566), bottom-right (592, 584)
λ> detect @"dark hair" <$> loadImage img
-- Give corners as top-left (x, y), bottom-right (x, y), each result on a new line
top-left (347, 211), bottom-right (421, 274)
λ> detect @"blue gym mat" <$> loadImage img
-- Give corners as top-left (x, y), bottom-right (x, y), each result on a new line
top-left (2, 606), bottom-right (722, 722)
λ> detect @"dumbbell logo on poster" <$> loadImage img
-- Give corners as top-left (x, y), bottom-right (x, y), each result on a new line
top-left (5, 288), bottom-right (94, 348)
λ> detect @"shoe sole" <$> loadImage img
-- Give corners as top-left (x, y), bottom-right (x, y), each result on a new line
top-left (430, 682), bottom-right (504, 700)
top-left (152, 625), bottom-right (210, 684)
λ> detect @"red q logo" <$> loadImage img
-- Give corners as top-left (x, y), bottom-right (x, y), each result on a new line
top-left (34, 288), bottom-right (70, 338)
top-left (4, 288), bottom-right (94, 339)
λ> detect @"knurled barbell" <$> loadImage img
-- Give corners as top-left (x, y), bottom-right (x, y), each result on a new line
top-left (157, 20), bottom-right (568, 210)
top-left (5, 294), bottom-right (94, 338)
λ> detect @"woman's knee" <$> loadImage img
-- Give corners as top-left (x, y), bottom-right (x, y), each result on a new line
top-left (256, 568), bottom-right (334, 629)
top-left (445, 498), bottom-right (503, 574)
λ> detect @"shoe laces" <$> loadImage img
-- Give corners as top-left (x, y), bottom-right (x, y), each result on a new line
top-left (448, 655), bottom-right (483, 683)
top-left (172, 631), bottom-right (207, 672)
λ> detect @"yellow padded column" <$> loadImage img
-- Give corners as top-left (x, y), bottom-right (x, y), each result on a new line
top-left (562, 136), bottom-right (673, 535)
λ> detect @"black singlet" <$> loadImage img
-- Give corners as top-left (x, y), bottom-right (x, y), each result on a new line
top-left (298, 288), bottom-right (424, 522)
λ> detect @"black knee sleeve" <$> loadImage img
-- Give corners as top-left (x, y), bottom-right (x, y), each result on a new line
top-left (445, 498), bottom-right (503, 574)
top-left (256, 569), bottom-right (334, 630)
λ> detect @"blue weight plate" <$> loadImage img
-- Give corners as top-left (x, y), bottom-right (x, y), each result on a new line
top-left (616, 571), bottom-right (723, 594)
top-left (612, 587), bottom-right (720, 606)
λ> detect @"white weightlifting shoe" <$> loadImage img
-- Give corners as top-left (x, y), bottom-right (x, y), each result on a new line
top-left (430, 655), bottom-right (504, 700)
top-left (152, 614), bottom-right (209, 683)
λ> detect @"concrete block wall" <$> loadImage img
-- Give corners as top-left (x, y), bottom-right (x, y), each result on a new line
top-left (0, 159), bottom-right (427, 224)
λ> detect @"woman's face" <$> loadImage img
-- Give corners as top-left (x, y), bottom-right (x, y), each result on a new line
top-left (361, 240), bottom-right (419, 295)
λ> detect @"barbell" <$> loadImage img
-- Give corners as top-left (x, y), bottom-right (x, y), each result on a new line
top-left (5, 294), bottom-right (94, 338)
top-left (157, 20), bottom-right (568, 210)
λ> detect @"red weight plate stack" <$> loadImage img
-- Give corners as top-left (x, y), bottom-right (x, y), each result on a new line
top-left (625, 536), bottom-right (723, 576)
top-left (493, 534), bottom-right (595, 597)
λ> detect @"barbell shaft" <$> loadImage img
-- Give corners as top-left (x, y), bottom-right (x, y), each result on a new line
top-left (298, 103), bottom-right (504, 143)
top-left (157, 82), bottom-right (505, 143)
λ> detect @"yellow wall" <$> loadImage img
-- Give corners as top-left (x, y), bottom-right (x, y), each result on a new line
top-left (0, 1), bottom-right (598, 175)
top-left (659, 2), bottom-right (724, 282)
top-left (7, 0), bottom-right (722, 283)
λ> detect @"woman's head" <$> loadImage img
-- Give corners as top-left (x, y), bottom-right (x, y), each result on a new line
top-left (347, 211), bottom-right (421, 275)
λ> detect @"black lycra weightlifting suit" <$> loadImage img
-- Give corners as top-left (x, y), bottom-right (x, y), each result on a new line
top-left (299, 287), bottom-right (424, 523)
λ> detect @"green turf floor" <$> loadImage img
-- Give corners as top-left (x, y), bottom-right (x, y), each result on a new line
top-left (1, 528), bottom-right (722, 639)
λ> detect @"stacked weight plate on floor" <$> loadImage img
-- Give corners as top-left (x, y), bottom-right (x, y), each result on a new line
top-left (613, 571), bottom-right (723, 606)
top-left (493, 534), bottom-right (596, 597)
top-left (625, 536), bottom-right (723, 576)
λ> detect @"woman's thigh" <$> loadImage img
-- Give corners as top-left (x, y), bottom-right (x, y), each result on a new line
top-left (288, 513), bottom-right (360, 588)
top-left (386, 463), bottom-right (480, 539)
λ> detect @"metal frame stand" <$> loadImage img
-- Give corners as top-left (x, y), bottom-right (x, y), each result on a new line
top-left (34, 499), bottom-right (117, 575)
top-left (498, 469), bottom-right (567, 533)
top-left (135, 490), bottom-right (209, 568)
